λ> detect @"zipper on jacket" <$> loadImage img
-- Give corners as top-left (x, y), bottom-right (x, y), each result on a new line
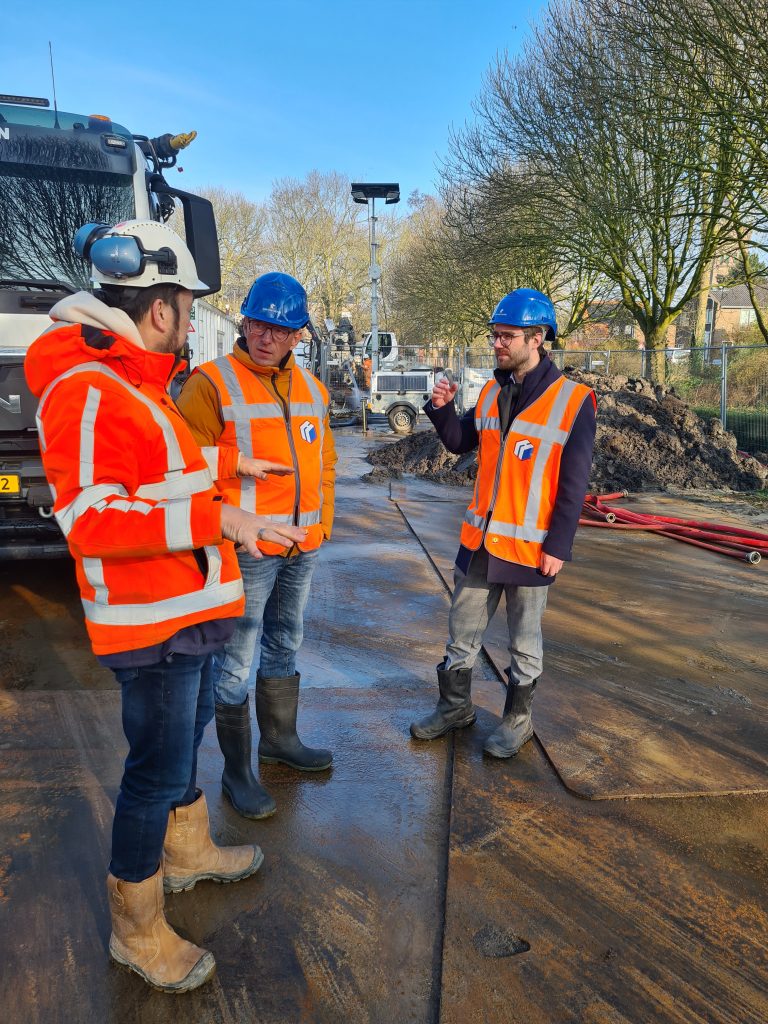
top-left (274, 371), bottom-right (301, 526)
top-left (483, 375), bottom-right (561, 538)
top-left (481, 381), bottom-right (510, 537)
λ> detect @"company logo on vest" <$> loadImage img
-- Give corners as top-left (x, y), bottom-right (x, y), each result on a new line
top-left (300, 421), bottom-right (317, 443)
top-left (514, 439), bottom-right (534, 461)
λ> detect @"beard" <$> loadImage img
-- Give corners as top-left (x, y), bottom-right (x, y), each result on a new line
top-left (496, 344), bottom-right (535, 375)
top-left (155, 307), bottom-right (184, 354)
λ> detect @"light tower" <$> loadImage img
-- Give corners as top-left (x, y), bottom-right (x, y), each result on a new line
top-left (351, 182), bottom-right (400, 373)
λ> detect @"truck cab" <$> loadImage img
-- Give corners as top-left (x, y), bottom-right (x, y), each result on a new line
top-left (0, 96), bottom-right (218, 558)
top-left (360, 331), bottom-right (399, 368)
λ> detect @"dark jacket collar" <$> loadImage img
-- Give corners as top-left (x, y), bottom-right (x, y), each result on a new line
top-left (494, 350), bottom-right (557, 393)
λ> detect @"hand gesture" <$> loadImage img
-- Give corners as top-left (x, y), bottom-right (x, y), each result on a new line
top-left (221, 505), bottom-right (306, 558)
top-left (238, 457), bottom-right (295, 481)
top-left (431, 378), bottom-right (459, 409)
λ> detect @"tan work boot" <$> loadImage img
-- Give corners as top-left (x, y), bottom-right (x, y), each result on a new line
top-left (107, 867), bottom-right (215, 993)
top-left (162, 791), bottom-right (263, 894)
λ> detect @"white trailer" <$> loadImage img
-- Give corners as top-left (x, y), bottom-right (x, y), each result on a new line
top-left (187, 299), bottom-right (238, 366)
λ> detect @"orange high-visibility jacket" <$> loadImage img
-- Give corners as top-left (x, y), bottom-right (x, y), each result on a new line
top-left (460, 375), bottom-right (596, 567)
top-left (25, 306), bottom-right (244, 656)
top-left (192, 354), bottom-right (331, 556)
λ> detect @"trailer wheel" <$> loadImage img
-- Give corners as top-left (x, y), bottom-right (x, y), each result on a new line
top-left (388, 405), bottom-right (417, 434)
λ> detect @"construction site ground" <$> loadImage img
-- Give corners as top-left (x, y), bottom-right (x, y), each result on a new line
top-left (1, 428), bottom-right (766, 1024)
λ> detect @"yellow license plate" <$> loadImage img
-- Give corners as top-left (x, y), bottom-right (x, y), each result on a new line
top-left (0, 474), bottom-right (21, 495)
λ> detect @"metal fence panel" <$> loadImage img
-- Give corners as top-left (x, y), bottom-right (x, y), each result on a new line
top-left (552, 344), bottom-right (767, 455)
top-left (719, 345), bottom-right (768, 454)
top-left (316, 338), bottom-right (768, 453)
top-left (458, 344), bottom-right (766, 454)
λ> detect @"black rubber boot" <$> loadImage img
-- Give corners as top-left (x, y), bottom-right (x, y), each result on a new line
top-left (410, 664), bottom-right (476, 740)
top-left (483, 679), bottom-right (537, 758)
top-left (256, 673), bottom-right (333, 772)
top-left (215, 700), bottom-right (277, 819)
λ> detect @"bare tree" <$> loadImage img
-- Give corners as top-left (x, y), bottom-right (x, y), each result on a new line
top-left (387, 193), bottom-right (509, 346)
top-left (196, 187), bottom-right (267, 315)
top-left (263, 171), bottom-right (370, 325)
top-left (614, 0), bottom-right (768, 345)
top-left (439, 176), bottom-right (615, 347)
top-left (445, 0), bottom-right (765, 376)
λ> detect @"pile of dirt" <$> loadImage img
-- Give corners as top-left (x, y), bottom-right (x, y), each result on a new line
top-left (365, 370), bottom-right (768, 492)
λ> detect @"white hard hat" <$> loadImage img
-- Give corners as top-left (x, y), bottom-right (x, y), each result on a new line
top-left (73, 219), bottom-right (209, 294)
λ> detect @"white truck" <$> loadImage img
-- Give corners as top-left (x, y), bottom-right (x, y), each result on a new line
top-left (360, 330), bottom-right (400, 368)
top-left (0, 94), bottom-right (221, 558)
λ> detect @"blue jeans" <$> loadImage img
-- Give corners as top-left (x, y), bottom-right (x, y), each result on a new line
top-left (110, 653), bottom-right (214, 883)
top-left (214, 549), bottom-right (319, 705)
top-left (444, 550), bottom-right (548, 686)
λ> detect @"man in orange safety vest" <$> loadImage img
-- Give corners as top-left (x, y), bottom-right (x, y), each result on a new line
top-left (25, 221), bottom-right (306, 993)
top-left (410, 288), bottom-right (596, 758)
top-left (178, 272), bottom-right (337, 821)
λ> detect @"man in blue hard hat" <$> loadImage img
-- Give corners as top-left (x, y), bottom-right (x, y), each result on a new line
top-left (178, 273), bottom-right (337, 819)
top-left (410, 288), bottom-right (596, 758)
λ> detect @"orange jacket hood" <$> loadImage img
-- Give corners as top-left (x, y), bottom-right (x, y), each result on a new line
top-left (25, 291), bottom-right (181, 398)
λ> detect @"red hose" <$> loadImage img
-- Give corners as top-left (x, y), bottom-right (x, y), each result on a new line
top-left (578, 519), bottom-right (664, 530)
top-left (586, 493), bottom-right (768, 544)
top-left (586, 491), bottom-right (628, 502)
top-left (580, 495), bottom-right (763, 564)
top-left (624, 514), bottom-right (768, 543)
top-left (657, 530), bottom-right (761, 564)
top-left (603, 509), bottom-right (762, 555)
top-left (581, 518), bottom-right (760, 562)
top-left (580, 506), bottom-right (617, 523)
top-left (644, 523), bottom-right (766, 549)
top-left (591, 502), bottom-right (768, 548)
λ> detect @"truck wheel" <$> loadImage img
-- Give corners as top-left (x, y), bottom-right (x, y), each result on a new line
top-left (388, 405), bottom-right (416, 434)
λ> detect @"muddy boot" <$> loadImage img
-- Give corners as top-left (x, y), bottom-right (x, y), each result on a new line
top-left (162, 791), bottom-right (263, 894)
top-left (410, 664), bottom-right (476, 740)
top-left (107, 867), bottom-right (215, 992)
top-left (256, 673), bottom-right (333, 771)
top-left (215, 700), bottom-right (276, 820)
top-left (483, 679), bottom-right (537, 758)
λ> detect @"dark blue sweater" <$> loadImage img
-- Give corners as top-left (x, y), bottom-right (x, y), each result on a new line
top-left (424, 352), bottom-right (596, 586)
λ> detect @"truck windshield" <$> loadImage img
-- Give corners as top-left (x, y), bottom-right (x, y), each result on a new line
top-left (0, 163), bottom-right (135, 291)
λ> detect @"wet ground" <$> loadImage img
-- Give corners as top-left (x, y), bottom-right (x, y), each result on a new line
top-left (0, 427), bottom-right (766, 1023)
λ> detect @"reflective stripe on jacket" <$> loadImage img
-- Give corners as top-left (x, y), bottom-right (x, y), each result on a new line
top-left (28, 323), bottom-right (244, 655)
top-left (460, 375), bottom-right (595, 567)
top-left (196, 354), bottom-right (329, 555)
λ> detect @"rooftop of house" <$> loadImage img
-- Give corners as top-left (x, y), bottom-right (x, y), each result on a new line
top-left (714, 282), bottom-right (768, 309)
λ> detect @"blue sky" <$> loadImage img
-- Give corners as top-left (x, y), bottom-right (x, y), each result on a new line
top-left (2, 0), bottom-right (543, 205)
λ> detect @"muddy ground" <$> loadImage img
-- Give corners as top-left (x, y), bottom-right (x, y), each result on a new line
top-left (366, 370), bottom-right (768, 494)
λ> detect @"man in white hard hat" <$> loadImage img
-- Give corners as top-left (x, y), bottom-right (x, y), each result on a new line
top-left (25, 219), bottom-right (305, 993)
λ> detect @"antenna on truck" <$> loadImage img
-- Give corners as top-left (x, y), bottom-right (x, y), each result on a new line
top-left (48, 41), bottom-right (60, 129)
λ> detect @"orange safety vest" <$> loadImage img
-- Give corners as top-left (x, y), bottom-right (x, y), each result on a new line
top-left (460, 375), bottom-right (595, 567)
top-left (196, 355), bottom-right (329, 555)
top-left (31, 329), bottom-right (244, 656)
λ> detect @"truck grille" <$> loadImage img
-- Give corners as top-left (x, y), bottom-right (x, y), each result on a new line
top-left (375, 374), bottom-right (430, 392)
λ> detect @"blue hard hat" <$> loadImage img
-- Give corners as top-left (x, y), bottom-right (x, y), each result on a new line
top-left (240, 272), bottom-right (309, 330)
top-left (489, 288), bottom-right (557, 340)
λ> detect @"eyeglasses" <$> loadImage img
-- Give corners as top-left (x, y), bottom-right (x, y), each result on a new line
top-left (244, 319), bottom-right (295, 343)
top-left (487, 329), bottom-right (525, 347)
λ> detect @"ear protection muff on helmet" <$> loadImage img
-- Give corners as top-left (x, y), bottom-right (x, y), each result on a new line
top-left (72, 219), bottom-right (208, 293)
top-left (74, 223), bottom-right (178, 281)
